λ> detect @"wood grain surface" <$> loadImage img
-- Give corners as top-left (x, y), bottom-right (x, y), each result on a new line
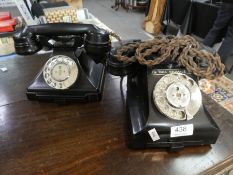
top-left (0, 53), bottom-right (233, 175)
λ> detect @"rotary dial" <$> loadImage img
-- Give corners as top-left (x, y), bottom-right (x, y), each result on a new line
top-left (153, 73), bottom-right (202, 121)
top-left (43, 55), bottom-right (78, 90)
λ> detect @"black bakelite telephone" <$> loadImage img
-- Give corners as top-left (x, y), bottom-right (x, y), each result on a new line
top-left (13, 23), bottom-right (111, 103)
top-left (108, 40), bottom-right (220, 150)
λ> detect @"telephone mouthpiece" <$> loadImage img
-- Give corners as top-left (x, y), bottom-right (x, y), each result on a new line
top-left (84, 29), bottom-right (111, 63)
top-left (13, 30), bottom-right (42, 55)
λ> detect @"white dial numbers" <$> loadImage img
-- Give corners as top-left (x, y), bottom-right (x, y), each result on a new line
top-left (43, 55), bottom-right (78, 90)
top-left (153, 73), bottom-right (202, 121)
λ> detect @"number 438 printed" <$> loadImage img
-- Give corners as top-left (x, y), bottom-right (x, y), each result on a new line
top-left (170, 124), bottom-right (194, 138)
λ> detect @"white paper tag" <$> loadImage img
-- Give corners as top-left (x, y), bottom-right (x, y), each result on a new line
top-left (148, 128), bottom-right (160, 142)
top-left (0, 67), bottom-right (8, 72)
top-left (170, 124), bottom-right (194, 138)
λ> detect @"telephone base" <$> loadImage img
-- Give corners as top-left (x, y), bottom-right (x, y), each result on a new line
top-left (26, 49), bottom-right (106, 103)
top-left (126, 67), bottom-right (220, 150)
top-left (26, 87), bottom-right (104, 103)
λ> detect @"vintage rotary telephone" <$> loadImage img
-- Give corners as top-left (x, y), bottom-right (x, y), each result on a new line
top-left (13, 23), bottom-right (111, 103)
top-left (108, 38), bottom-right (223, 150)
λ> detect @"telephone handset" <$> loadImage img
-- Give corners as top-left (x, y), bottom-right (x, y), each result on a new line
top-left (108, 40), bottom-right (220, 150)
top-left (13, 23), bottom-right (111, 102)
top-left (13, 23), bottom-right (110, 59)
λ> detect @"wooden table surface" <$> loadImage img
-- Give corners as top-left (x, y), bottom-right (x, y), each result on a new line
top-left (0, 53), bottom-right (233, 175)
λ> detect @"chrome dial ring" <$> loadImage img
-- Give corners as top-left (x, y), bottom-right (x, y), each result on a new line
top-left (43, 55), bottom-right (78, 90)
top-left (153, 73), bottom-right (202, 120)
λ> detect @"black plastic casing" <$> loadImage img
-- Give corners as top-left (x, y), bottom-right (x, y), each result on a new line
top-left (13, 23), bottom-right (111, 63)
top-left (126, 67), bottom-right (220, 150)
top-left (26, 48), bottom-right (106, 103)
top-left (107, 39), bottom-right (141, 76)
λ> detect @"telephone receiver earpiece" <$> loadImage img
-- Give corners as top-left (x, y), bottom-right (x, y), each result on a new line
top-left (13, 27), bottom-right (42, 55)
top-left (13, 23), bottom-right (111, 62)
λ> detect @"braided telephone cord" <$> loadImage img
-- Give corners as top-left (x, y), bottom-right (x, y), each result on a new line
top-left (109, 34), bottom-right (225, 80)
